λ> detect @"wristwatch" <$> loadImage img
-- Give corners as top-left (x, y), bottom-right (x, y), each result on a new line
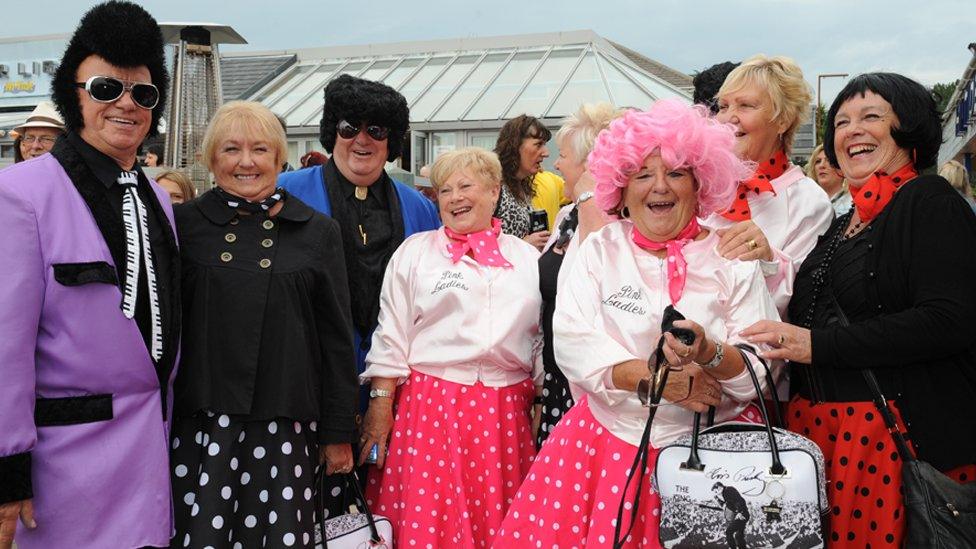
top-left (575, 191), bottom-right (594, 206)
top-left (369, 388), bottom-right (393, 399)
top-left (694, 341), bottom-right (724, 370)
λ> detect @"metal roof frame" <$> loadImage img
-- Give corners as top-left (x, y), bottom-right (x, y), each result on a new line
top-left (541, 47), bottom-right (589, 118)
top-left (427, 51), bottom-right (490, 122)
top-left (501, 45), bottom-right (554, 118)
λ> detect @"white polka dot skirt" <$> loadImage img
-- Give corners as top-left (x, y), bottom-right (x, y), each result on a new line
top-left (171, 412), bottom-right (319, 548)
top-left (493, 397), bottom-right (663, 548)
top-left (365, 371), bottom-right (536, 548)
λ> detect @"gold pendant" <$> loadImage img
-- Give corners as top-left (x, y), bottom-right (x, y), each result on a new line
top-left (358, 224), bottom-right (367, 245)
top-left (355, 186), bottom-right (368, 201)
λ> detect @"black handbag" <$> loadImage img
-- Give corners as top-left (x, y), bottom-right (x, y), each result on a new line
top-left (829, 291), bottom-right (976, 548)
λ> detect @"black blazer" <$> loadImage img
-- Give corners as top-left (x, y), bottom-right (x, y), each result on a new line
top-left (808, 174), bottom-right (976, 470)
top-left (173, 190), bottom-right (358, 444)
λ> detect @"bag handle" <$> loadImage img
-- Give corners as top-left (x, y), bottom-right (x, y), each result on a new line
top-left (682, 346), bottom-right (786, 475)
top-left (825, 289), bottom-right (916, 463)
top-left (315, 469), bottom-right (384, 548)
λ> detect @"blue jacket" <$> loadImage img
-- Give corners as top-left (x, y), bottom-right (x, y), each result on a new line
top-left (278, 165), bottom-right (440, 373)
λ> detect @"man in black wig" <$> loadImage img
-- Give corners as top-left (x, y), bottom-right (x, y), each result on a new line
top-left (693, 61), bottom-right (741, 114)
top-left (278, 73), bottom-right (440, 510)
top-left (0, 2), bottom-right (180, 548)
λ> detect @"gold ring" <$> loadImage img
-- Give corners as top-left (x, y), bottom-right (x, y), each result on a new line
top-left (778, 334), bottom-right (786, 346)
top-left (680, 348), bottom-right (692, 358)
top-left (748, 239), bottom-right (758, 250)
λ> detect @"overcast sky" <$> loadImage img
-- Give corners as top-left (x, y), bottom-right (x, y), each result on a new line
top-left (6, 0), bottom-right (975, 105)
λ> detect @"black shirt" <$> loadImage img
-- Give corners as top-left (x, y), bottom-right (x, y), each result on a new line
top-left (173, 190), bottom-right (358, 444)
top-left (789, 175), bottom-right (976, 471)
top-left (66, 132), bottom-right (174, 362)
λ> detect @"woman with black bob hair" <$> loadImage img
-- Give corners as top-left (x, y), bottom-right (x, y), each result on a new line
top-left (743, 72), bottom-right (976, 546)
top-left (493, 115), bottom-right (554, 248)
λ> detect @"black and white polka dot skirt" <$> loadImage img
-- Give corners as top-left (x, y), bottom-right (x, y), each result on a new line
top-left (170, 412), bottom-right (319, 548)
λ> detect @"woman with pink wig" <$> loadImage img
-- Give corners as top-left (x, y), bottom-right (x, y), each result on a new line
top-left (493, 100), bottom-right (781, 547)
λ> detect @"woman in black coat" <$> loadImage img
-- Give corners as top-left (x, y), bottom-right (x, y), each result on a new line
top-left (743, 73), bottom-right (976, 547)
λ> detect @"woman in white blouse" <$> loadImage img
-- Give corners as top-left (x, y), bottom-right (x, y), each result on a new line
top-left (708, 54), bottom-right (833, 315)
top-left (493, 99), bottom-right (780, 548)
top-left (359, 147), bottom-right (542, 548)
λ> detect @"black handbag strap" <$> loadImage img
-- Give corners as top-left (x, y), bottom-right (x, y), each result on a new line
top-left (612, 349), bottom-right (671, 549)
top-left (825, 289), bottom-right (916, 463)
top-left (315, 469), bottom-right (383, 548)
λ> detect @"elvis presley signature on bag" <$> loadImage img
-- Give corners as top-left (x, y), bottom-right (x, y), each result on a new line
top-left (602, 285), bottom-right (647, 316)
top-left (431, 270), bottom-right (470, 295)
top-left (702, 465), bottom-right (767, 496)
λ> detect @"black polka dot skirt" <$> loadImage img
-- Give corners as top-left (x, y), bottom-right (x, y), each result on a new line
top-left (788, 396), bottom-right (976, 547)
top-left (536, 365), bottom-right (575, 448)
top-left (170, 412), bottom-right (320, 548)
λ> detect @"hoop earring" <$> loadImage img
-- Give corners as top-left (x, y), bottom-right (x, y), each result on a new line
top-left (621, 206), bottom-right (630, 218)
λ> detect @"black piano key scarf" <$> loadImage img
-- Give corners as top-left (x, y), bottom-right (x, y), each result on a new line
top-left (118, 170), bottom-right (163, 362)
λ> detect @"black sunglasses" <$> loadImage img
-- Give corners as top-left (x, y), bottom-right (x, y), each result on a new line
top-left (336, 119), bottom-right (390, 141)
top-left (74, 76), bottom-right (160, 110)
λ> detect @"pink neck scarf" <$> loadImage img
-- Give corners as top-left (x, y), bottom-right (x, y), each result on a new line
top-left (444, 218), bottom-right (513, 268)
top-left (631, 218), bottom-right (702, 305)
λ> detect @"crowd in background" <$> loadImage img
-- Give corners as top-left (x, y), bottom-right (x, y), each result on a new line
top-left (1, 2), bottom-right (975, 549)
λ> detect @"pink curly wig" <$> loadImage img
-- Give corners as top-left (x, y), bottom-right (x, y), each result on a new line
top-left (587, 99), bottom-right (753, 216)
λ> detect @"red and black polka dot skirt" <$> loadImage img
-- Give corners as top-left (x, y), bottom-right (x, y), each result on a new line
top-left (788, 395), bottom-right (976, 547)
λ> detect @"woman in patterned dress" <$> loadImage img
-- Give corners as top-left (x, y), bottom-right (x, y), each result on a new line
top-left (493, 115), bottom-right (553, 249)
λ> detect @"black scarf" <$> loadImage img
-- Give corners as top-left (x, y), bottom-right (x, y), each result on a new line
top-left (322, 161), bottom-right (405, 337)
top-left (212, 186), bottom-right (284, 213)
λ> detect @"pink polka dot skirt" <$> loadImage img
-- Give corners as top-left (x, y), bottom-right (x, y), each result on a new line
top-left (366, 371), bottom-right (536, 548)
top-left (493, 397), bottom-right (663, 548)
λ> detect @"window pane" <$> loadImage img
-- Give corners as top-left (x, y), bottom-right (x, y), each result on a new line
top-left (504, 48), bottom-right (583, 119)
top-left (468, 132), bottom-right (498, 150)
top-left (286, 61), bottom-right (368, 126)
top-left (431, 132), bottom-right (458, 161)
top-left (358, 59), bottom-right (397, 84)
top-left (464, 50), bottom-right (546, 121)
top-left (272, 62), bottom-right (340, 113)
top-left (399, 57), bottom-right (451, 105)
top-left (255, 64), bottom-right (312, 105)
top-left (547, 52), bottom-right (610, 119)
top-left (611, 57), bottom-right (689, 101)
top-left (598, 55), bottom-right (655, 111)
top-left (412, 55), bottom-right (480, 121)
top-left (433, 53), bottom-right (510, 122)
top-left (382, 57), bottom-right (425, 90)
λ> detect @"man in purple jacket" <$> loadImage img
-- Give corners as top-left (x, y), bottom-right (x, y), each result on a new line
top-left (0, 3), bottom-right (180, 548)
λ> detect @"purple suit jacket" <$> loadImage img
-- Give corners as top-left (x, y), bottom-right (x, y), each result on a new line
top-left (0, 148), bottom-right (180, 548)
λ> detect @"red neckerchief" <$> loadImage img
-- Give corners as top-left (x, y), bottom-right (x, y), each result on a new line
top-left (721, 150), bottom-right (788, 221)
top-left (849, 163), bottom-right (917, 223)
top-left (631, 217), bottom-right (702, 305)
top-left (444, 217), bottom-right (513, 268)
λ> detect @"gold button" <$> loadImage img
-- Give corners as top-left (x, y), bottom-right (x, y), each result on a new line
top-left (262, 220), bottom-right (274, 230)
top-left (225, 233), bottom-right (237, 243)
top-left (229, 218), bottom-right (239, 225)
top-left (261, 238), bottom-right (273, 248)
top-left (259, 258), bottom-right (271, 269)
top-left (220, 252), bottom-right (233, 262)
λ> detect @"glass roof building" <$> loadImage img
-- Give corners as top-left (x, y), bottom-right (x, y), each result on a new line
top-left (221, 30), bottom-right (694, 173)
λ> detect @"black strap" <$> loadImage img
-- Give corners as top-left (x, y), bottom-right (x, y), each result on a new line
top-left (825, 289), bottom-right (916, 463)
top-left (612, 348), bottom-right (670, 548)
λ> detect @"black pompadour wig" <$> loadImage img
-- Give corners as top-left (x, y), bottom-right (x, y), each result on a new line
top-left (319, 74), bottom-right (409, 162)
top-left (692, 61), bottom-right (740, 113)
top-left (51, 1), bottom-right (169, 137)
top-left (823, 73), bottom-right (942, 171)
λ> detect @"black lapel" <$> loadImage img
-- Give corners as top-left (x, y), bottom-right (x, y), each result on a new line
top-left (50, 138), bottom-right (129, 289)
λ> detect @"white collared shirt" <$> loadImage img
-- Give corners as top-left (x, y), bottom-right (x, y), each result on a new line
top-left (362, 228), bottom-right (543, 387)
top-left (554, 221), bottom-right (781, 447)
top-left (704, 165), bottom-right (833, 317)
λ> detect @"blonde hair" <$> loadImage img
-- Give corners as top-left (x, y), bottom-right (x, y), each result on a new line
top-left (155, 169), bottom-right (196, 201)
top-left (940, 160), bottom-right (972, 198)
top-left (201, 101), bottom-right (288, 172)
top-left (430, 147), bottom-right (502, 190)
top-left (806, 144), bottom-right (825, 180)
top-left (718, 54), bottom-right (812, 153)
top-left (555, 102), bottom-right (626, 165)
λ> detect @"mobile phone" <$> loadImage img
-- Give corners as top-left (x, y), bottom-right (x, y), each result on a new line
top-left (529, 209), bottom-right (549, 233)
top-left (662, 304), bottom-right (696, 346)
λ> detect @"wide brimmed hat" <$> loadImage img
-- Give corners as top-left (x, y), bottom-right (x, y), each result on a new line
top-left (13, 101), bottom-right (65, 134)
